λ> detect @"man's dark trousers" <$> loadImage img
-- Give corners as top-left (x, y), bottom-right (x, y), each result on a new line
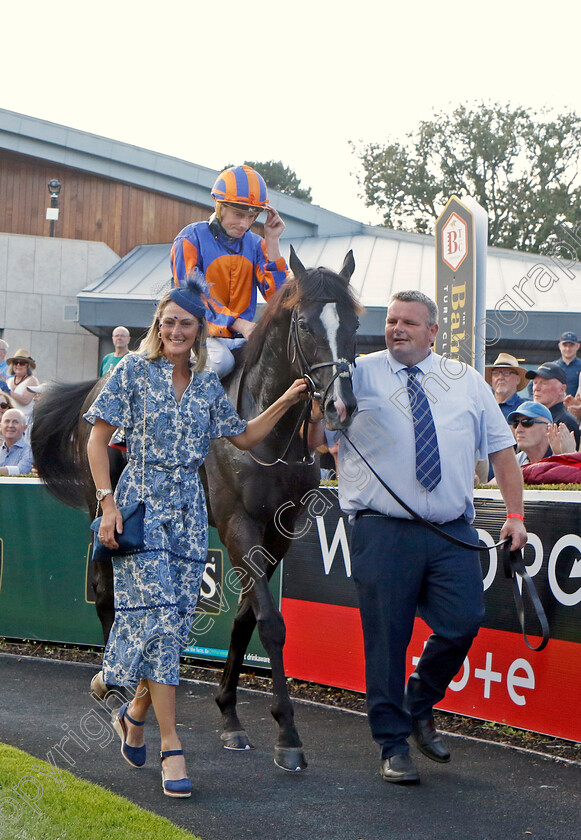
top-left (351, 514), bottom-right (485, 758)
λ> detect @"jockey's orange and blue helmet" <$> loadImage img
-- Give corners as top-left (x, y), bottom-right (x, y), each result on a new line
top-left (211, 165), bottom-right (269, 211)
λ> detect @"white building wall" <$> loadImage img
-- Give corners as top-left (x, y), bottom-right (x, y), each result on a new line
top-left (0, 234), bottom-right (119, 383)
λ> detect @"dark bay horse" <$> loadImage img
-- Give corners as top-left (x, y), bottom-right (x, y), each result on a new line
top-left (32, 246), bottom-right (360, 771)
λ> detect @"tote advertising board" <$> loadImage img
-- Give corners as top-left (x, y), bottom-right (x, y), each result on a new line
top-left (280, 488), bottom-right (581, 743)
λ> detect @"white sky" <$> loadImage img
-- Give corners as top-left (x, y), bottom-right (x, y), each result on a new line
top-left (3, 1), bottom-right (581, 224)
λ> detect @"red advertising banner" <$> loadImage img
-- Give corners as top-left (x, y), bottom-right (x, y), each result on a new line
top-left (281, 489), bottom-right (581, 742)
top-left (282, 602), bottom-right (579, 742)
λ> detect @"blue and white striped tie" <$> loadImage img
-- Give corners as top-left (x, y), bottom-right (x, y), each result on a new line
top-left (405, 366), bottom-right (441, 491)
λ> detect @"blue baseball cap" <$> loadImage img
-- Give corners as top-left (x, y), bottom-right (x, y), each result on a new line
top-left (507, 401), bottom-right (553, 424)
top-left (560, 331), bottom-right (578, 343)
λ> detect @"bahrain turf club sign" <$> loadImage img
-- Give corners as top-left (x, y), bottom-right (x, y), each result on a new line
top-left (435, 195), bottom-right (488, 374)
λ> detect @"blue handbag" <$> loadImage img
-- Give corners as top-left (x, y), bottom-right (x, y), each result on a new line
top-left (90, 500), bottom-right (145, 562)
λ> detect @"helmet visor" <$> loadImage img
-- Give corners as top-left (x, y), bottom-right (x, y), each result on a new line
top-left (221, 201), bottom-right (265, 217)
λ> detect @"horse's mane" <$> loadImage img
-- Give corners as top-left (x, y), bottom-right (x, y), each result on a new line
top-left (243, 269), bottom-right (361, 370)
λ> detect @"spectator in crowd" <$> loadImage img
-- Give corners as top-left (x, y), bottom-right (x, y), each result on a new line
top-left (482, 353), bottom-right (528, 480)
top-left (564, 391), bottom-right (581, 422)
top-left (0, 339), bottom-right (9, 390)
top-left (0, 408), bottom-right (34, 475)
top-left (551, 331), bottom-right (581, 396)
top-left (0, 393), bottom-right (14, 444)
top-left (171, 164), bottom-right (288, 377)
top-left (6, 349), bottom-right (39, 437)
top-left (508, 402), bottom-right (554, 465)
top-left (527, 362), bottom-right (580, 448)
top-left (484, 353), bottom-right (527, 419)
top-left (487, 402), bottom-right (559, 485)
top-left (100, 327), bottom-right (131, 377)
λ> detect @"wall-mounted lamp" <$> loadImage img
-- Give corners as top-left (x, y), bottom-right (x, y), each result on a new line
top-left (46, 179), bottom-right (62, 237)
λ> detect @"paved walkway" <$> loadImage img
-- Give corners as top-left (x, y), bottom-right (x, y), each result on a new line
top-left (0, 654), bottom-right (579, 840)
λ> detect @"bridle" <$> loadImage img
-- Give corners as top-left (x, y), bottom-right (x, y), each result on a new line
top-left (247, 304), bottom-right (355, 467)
top-left (287, 307), bottom-right (354, 407)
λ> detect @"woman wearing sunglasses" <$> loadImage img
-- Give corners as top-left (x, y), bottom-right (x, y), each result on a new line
top-left (6, 349), bottom-right (39, 437)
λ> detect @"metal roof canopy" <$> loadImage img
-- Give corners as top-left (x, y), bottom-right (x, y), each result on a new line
top-left (78, 229), bottom-right (581, 349)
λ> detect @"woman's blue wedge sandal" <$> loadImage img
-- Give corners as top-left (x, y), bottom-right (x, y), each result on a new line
top-left (160, 750), bottom-right (192, 798)
top-left (112, 702), bottom-right (146, 768)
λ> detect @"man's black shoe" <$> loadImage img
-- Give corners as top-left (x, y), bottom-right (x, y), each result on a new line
top-left (411, 719), bottom-right (451, 763)
top-left (380, 753), bottom-right (420, 784)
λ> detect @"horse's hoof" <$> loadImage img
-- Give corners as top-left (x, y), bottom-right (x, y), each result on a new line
top-left (221, 730), bottom-right (255, 751)
top-left (274, 746), bottom-right (308, 772)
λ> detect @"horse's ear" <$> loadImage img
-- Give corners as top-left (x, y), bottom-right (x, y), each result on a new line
top-left (289, 245), bottom-right (306, 279)
top-left (339, 250), bottom-right (355, 283)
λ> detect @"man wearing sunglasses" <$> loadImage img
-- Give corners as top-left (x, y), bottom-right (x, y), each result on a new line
top-left (171, 164), bottom-right (289, 377)
top-left (507, 402), bottom-right (554, 466)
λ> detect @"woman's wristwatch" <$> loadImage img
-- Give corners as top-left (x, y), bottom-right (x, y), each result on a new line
top-left (95, 488), bottom-right (113, 501)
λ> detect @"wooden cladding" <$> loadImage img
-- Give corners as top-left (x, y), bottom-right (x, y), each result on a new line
top-left (0, 150), bottom-right (210, 256)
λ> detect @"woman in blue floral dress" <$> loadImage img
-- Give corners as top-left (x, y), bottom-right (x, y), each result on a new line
top-left (85, 277), bottom-right (308, 798)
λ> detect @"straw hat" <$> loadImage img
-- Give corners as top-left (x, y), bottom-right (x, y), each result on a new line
top-left (6, 349), bottom-right (36, 370)
top-left (485, 353), bottom-right (527, 391)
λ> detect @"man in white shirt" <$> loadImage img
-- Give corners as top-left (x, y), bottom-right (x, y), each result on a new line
top-left (310, 290), bottom-right (526, 784)
top-left (0, 408), bottom-right (33, 475)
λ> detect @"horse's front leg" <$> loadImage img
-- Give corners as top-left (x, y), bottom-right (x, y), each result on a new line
top-left (214, 508), bottom-right (307, 771)
top-left (215, 594), bottom-right (258, 750)
top-left (250, 575), bottom-right (307, 771)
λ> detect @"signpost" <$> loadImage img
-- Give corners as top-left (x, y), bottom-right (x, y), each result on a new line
top-left (435, 195), bottom-right (488, 373)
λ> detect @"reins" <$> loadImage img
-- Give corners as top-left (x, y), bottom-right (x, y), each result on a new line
top-left (247, 400), bottom-right (315, 467)
top-left (343, 432), bottom-right (550, 651)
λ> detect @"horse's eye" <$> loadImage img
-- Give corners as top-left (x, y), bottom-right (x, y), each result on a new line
top-left (297, 319), bottom-right (310, 332)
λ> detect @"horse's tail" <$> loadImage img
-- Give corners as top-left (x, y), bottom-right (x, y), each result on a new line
top-left (31, 380), bottom-right (100, 510)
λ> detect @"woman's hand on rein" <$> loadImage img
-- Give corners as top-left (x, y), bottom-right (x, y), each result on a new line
top-left (281, 378), bottom-right (311, 406)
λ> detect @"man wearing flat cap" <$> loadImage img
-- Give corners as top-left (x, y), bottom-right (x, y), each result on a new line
top-left (527, 362), bottom-right (580, 448)
top-left (550, 331), bottom-right (581, 396)
top-left (484, 353), bottom-right (527, 420)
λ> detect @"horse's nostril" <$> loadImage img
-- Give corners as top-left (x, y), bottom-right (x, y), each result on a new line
top-left (332, 395), bottom-right (347, 423)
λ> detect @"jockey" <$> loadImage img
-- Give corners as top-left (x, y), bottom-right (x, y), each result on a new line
top-left (171, 164), bottom-right (289, 377)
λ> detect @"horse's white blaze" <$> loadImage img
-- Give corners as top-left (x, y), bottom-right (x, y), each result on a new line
top-left (320, 303), bottom-right (346, 421)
